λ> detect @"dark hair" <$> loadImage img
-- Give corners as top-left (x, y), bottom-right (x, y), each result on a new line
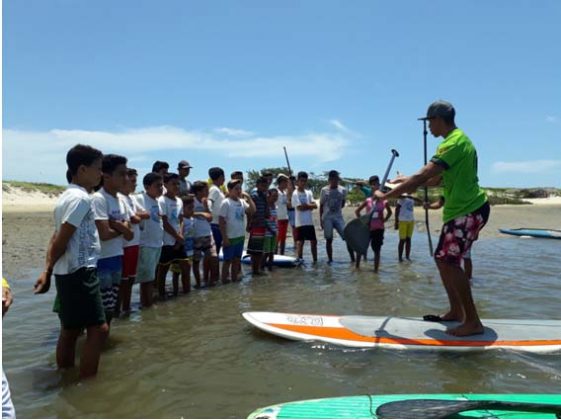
top-left (127, 168), bottom-right (138, 177)
top-left (163, 172), bottom-right (180, 183)
top-left (192, 181), bottom-right (208, 194)
top-left (328, 170), bottom-right (340, 179)
top-left (102, 154), bottom-right (127, 175)
top-left (152, 160), bottom-right (169, 173)
top-left (66, 144), bottom-right (103, 176)
top-left (182, 195), bottom-right (195, 206)
top-left (368, 175), bottom-right (380, 184)
top-left (297, 171), bottom-right (308, 180)
top-left (231, 171), bottom-right (243, 179)
top-left (227, 179), bottom-right (242, 190)
top-left (65, 170), bottom-right (72, 184)
top-left (262, 171), bottom-right (273, 177)
top-left (256, 176), bottom-right (268, 185)
top-left (143, 172), bottom-right (163, 187)
top-left (267, 187), bottom-right (278, 195)
top-left (208, 167), bottom-right (225, 181)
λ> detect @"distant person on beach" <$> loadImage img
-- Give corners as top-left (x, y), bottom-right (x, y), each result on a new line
top-left (117, 168), bottom-right (149, 315)
top-left (292, 171), bottom-right (318, 263)
top-left (192, 181), bottom-right (219, 287)
top-left (92, 154), bottom-right (133, 325)
top-left (3, 277), bottom-right (16, 418)
top-left (219, 179), bottom-right (255, 283)
top-left (177, 160), bottom-right (193, 197)
top-left (264, 188), bottom-right (279, 270)
top-left (320, 170), bottom-right (355, 263)
top-left (374, 100), bottom-right (490, 336)
top-left (247, 177), bottom-right (269, 274)
top-left (275, 174), bottom-right (291, 255)
top-left (34, 144), bottom-right (108, 379)
top-left (208, 167), bottom-right (226, 258)
top-left (157, 173), bottom-right (190, 297)
top-left (135, 173), bottom-right (165, 308)
top-left (425, 196), bottom-right (473, 280)
top-left (152, 161), bottom-right (169, 176)
top-left (395, 194), bottom-right (416, 262)
top-left (355, 176), bottom-right (392, 272)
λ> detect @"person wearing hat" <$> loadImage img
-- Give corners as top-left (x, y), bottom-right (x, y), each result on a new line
top-left (177, 160), bottom-right (193, 197)
top-left (374, 100), bottom-right (490, 337)
top-left (319, 170), bottom-right (355, 263)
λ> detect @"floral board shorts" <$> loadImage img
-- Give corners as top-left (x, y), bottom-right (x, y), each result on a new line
top-left (435, 202), bottom-right (490, 267)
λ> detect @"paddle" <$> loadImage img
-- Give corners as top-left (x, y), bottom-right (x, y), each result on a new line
top-left (283, 146), bottom-right (293, 179)
top-left (375, 398), bottom-right (561, 419)
top-left (418, 118), bottom-right (434, 256)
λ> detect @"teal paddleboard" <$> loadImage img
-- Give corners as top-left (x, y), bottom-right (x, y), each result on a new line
top-left (499, 228), bottom-right (561, 240)
top-left (248, 394), bottom-right (561, 419)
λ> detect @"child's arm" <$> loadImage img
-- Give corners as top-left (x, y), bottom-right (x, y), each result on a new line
top-left (242, 192), bottom-right (256, 214)
top-left (384, 202), bottom-right (393, 223)
top-left (34, 226), bottom-right (75, 294)
top-left (162, 216), bottom-right (184, 244)
top-left (219, 215), bottom-right (230, 247)
top-left (193, 211), bottom-right (212, 222)
top-left (355, 201), bottom-right (367, 218)
top-left (109, 220), bottom-right (134, 241)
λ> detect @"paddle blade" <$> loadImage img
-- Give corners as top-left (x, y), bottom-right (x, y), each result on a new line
top-left (375, 399), bottom-right (561, 419)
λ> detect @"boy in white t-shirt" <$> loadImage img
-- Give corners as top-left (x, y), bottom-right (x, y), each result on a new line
top-left (92, 154), bottom-right (133, 325)
top-left (208, 167), bottom-right (226, 258)
top-left (219, 179), bottom-right (255, 283)
top-left (395, 194), bottom-right (416, 262)
top-left (135, 173), bottom-right (164, 308)
top-left (192, 181), bottom-right (219, 287)
top-left (157, 173), bottom-right (189, 298)
top-left (275, 174), bottom-right (292, 255)
top-left (117, 168), bottom-right (149, 315)
top-left (181, 195), bottom-right (196, 289)
top-left (291, 171), bottom-right (318, 262)
top-left (34, 144), bottom-right (108, 379)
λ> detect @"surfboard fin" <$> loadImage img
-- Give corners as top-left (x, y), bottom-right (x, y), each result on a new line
top-left (375, 398), bottom-right (561, 419)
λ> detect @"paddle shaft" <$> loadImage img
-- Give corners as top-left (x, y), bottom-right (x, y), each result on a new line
top-left (283, 146), bottom-right (293, 178)
top-left (381, 149), bottom-right (399, 190)
top-left (422, 120), bottom-right (434, 256)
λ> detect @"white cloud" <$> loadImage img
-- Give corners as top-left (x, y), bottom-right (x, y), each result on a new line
top-left (328, 119), bottom-right (353, 134)
top-left (492, 160), bottom-right (561, 174)
top-left (213, 127), bottom-right (255, 137)
top-left (545, 115), bottom-right (559, 124)
top-left (2, 124), bottom-right (351, 182)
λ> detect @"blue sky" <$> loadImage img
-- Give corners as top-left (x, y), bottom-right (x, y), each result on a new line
top-left (3, 0), bottom-right (560, 187)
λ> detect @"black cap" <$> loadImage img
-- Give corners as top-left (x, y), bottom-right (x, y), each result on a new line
top-left (419, 100), bottom-right (456, 120)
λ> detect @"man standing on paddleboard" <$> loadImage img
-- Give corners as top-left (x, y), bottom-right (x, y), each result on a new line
top-left (374, 100), bottom-right (490, 337)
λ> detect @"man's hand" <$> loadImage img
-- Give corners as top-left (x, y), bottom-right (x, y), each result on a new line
top-left (34, 272), bottom-right (52, 294)
top-left (389, 174), bottom-right (408, 184)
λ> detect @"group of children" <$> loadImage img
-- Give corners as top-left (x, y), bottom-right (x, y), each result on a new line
top-left (32, 143), bottom-right (421, 380)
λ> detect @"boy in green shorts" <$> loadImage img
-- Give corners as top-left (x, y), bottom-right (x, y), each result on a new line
top-left (34, 144), bottom-right (109, 379)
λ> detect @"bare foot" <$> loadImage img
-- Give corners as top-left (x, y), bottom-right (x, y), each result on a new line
top-left (446, 321), bottom-right (484, 337)
top-left (440, 311), bottom-right (463, 322)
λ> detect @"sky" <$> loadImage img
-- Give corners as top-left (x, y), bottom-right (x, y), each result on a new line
top-left (2, 0), bottom-right (560, 187)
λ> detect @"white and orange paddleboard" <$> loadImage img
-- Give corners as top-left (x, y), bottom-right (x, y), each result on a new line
top-left (242, 312), bottom-right (561, 353)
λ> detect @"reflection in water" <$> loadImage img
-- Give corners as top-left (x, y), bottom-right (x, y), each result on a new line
top-left (3, 232), bottom-right (561, 418)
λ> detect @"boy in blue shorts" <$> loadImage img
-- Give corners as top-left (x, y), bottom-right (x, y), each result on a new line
top-left (92, 154), bottom-right (133, 325)
top-left (135, 173), bottom-right (164, 308)
top-left (34, 144), bottom-right (108, 379)
top-left (219, 179), bottom-right (255, 283)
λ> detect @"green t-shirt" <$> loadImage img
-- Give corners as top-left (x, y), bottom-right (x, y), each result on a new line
top-left (431, 128), bottom-right (487, 223)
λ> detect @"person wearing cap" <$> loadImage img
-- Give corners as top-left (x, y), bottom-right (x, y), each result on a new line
top-left (319, 170), bottom-right (355, 263)
top-left (177, 160), bottom-right (193, 196)
top-left (375, 100), bottom-right (490, 337)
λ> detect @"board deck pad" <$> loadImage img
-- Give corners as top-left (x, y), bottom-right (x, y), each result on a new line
top-left (243, 312), bottom-right (561, 353)
top-left (248, 394), bottom-right (561, 419)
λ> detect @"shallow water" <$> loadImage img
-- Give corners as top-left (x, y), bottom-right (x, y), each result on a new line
top-left (2, 207), bottom-right (561, 418)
